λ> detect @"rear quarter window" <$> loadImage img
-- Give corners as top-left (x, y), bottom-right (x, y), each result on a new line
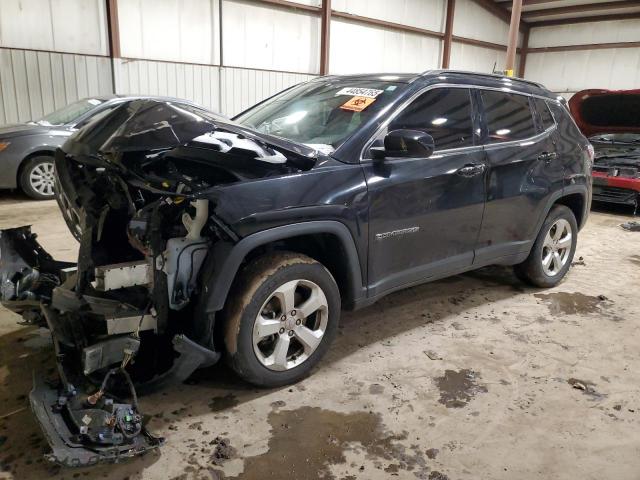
top-left (548, 101), bottom-right (584, 139)
top-left (533, 98), bottom-right (555, 131)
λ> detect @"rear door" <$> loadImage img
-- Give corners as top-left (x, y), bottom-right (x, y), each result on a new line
top-left (362, 87), bottom-right (486, 297)
top-left (474, 90), bottom-right (562, 265)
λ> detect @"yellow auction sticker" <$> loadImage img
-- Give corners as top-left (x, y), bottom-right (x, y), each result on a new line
top-left (340, 96), bottom-right (376, 112)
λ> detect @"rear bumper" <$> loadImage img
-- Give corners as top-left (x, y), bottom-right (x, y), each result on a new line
top-left (592, 172), bottom-right (640, 205)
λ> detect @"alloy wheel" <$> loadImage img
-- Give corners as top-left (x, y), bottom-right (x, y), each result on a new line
top-left (541, 218), bottom-right (572, 276)
top-left (252, 279), bottom-right (329, 371)
top-left (29, 161), bottom-right (55, 197)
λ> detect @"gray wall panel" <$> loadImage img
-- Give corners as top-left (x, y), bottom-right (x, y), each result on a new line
top-left (0, 48), bottom-right (315, 124)
top-left (0, 48), bottom-right (113, 124)
top-left (220, 66), bottom-right (315, 117)
top-left (113, 58), bottom-right (224, 113)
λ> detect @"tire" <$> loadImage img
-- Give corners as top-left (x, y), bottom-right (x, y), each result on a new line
top-left (223, 251), bottom-right (340, 388)
top-left (514, 205), bottom-right (578, 288)
top-left (19, 155), bottom-right (56, 200)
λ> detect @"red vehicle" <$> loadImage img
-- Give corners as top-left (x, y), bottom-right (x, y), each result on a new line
top-left (569, 89), bottom-right (640, 211)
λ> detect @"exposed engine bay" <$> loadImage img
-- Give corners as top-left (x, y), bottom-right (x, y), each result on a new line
top-left (567, 89), bottom-right (640, 211)
top-left (0, 99), bottom-right (316, 466)
top-left (590, 135), bottom-right (640, 210)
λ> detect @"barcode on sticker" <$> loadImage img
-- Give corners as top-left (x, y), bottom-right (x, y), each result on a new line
top-left (336, 87), bottom-right (384, 99)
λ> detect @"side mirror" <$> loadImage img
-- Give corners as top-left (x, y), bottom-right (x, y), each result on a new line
top-left (371, 129), bottom-right (435, 160)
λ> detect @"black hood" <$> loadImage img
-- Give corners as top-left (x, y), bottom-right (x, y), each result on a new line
top-left (62, 99), bottom-right (318, 171)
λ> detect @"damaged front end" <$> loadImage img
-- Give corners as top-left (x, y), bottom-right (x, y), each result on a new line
top-left (0, 99), bottom-right (317, 466)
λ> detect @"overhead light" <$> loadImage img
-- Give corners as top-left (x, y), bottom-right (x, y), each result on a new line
top-left (431, 117), bottom-right (447, 126)
top-left (496, 129), bottom-right (511, 136)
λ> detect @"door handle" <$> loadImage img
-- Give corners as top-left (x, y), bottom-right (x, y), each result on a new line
top-left (538, 152), bottom-right (557, 163)
top-left (457, 164), bottom-right (486, 177)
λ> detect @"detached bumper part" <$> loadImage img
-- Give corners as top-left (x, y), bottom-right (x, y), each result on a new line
top-left (30, 375), bottom-right (163, 467)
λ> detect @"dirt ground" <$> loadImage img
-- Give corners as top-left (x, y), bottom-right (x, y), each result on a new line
top-left (0, 192), bottom-right (638, 480)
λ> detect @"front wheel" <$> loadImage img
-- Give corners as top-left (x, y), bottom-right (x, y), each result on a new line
top-left (515, 204), bottom-right (578, 288)
top-left (20, 155), bottom-right (56, 200)
top-left (223, 252), bottom-right (340, 387)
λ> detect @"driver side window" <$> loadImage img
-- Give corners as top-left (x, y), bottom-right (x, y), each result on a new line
top-left (388, 88), bottom-right (475, 151)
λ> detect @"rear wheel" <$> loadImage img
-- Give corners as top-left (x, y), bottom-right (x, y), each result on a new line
top-left (515, 205), bottom-right (577, 287)
top-left (20, 155), bottom-right (56, 200)
top-left (223, 252), bottom-right (340, 387)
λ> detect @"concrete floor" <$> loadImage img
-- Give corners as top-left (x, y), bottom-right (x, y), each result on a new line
top-left (0, 193), bottom-right (639, 480)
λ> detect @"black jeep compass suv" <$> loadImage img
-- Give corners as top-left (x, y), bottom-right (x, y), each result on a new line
top-left (0, 71), bottom-right (592, 464)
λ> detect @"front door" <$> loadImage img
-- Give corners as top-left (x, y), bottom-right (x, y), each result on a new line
top-left (362, 87), bottom-right (486, 298)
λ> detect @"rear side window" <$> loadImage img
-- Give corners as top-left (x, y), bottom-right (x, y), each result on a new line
top-left (548, 101), bottom-right (584, 139)
top-left (480, 91), bottom-right (537, 143)
top-left (533, 98), bottom-right (555, 131)
top-left (389, 88), bottom-right (474, 150)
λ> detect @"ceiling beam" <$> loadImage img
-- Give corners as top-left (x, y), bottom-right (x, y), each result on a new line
top-left (442, 0), bottom-right (456, 68)
top-left (452, 35), bottom-right (521, 52)
top-left (331, 11), bottom-right (444, 39)
top-left (505, 0), bottom-right (523, 74)
top-left (320, 0), bottom-right (331, 75)
top-left (106, 0), bottom-right (120, 58)
top-left (527, 41), bottom-right (640, 53)
top-left (530, 11), bottom-right (640, 26)
top-left (523, 0), bottom-right (640, 19)
top-left (471, 0), bottom-right (512, 23)
top-left (245, 0), bottom-right (321, 13)
top-left (497, 0), bottom-right (574, 5)
top-left (518, 27), bottom-right (530, 78)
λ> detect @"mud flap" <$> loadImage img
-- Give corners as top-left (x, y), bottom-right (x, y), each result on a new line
top-left (29, 374), bottom-right (163, 467)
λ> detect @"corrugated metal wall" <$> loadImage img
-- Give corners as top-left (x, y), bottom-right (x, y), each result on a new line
top-left (118, 0), bottom-right (220, 65)
top-left (0, 0), bottom-right (108, 55)
top-left (0, 48), bottom-right (112, 124)
top-left (330, 19), bottom-right (443, 74)
top-left (113, 58), bottom-right (315, 117)
top-left (452, 0), bottom-right (522, 73)
top-left (113, 58), bottom-right (221, 111)
top-left (222, 0), bottom-right (320, 74)
top-left (332, 0), bottom-right (446, 32)
top-left (524, 19), bottom-right (640, 98)
top-left (449, 43), bottom-right (517, 74)
top-left (453, 0), bottom-right (519, 47)
top-left (0, 0), bottom-right (573, 124)
top-left (219, 67), bottom-right (315, 116)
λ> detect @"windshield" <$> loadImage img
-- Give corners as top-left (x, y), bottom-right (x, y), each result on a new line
top-left (234, 80), bottom-right (407, 154)
top-left (37, 98), bottom-right (104, 126)
top-left (590, 133), bottom-right (640, 145)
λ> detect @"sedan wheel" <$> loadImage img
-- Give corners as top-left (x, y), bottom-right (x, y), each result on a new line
top-left (30, 162), bottom-right (55, 196)
top-left (20, 156), bottom-right (56, 200)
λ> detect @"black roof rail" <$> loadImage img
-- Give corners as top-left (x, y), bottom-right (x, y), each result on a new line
top-left (420, 69), bottom-right (546, 89)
